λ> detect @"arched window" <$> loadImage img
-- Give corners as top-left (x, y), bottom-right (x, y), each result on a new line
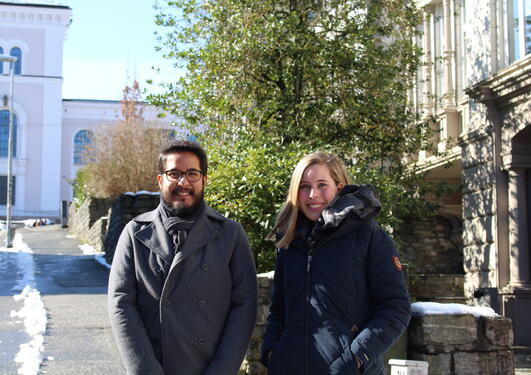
top-left (9, 47), bottom-right (22, 75)
top-left (73, 130), bottom-right (93, 165)
top-left (0, 47), bottom-right (3, 74)
top-left (0, 110), bottom-right (17, 157)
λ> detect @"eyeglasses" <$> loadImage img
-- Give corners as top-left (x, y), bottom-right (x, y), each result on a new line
top-left (161, 168), bottom-right (204, 182)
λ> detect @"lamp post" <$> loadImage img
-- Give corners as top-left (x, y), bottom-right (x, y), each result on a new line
top-left (0, 54), bottom-right (17, 247)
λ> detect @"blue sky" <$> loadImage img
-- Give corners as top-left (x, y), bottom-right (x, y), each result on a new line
top-left (60, 0), bottom-right (176, 101)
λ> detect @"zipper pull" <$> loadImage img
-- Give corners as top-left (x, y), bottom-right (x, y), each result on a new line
top-left (307, 254), bottom-right (312, 272)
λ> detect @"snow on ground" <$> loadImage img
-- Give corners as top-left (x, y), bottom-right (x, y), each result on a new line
top-left (79, 244), bottom-right (111, 269)
top-left (258, 270), bottom-right (275, 279)
top-left (411, 301), bottom-right (498, 318)
top-left (4, 233), bottom-right (47, 375)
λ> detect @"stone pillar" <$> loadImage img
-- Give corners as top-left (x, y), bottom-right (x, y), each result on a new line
top-left (501, 160), bottom-right (531, 345)
top-left (443, 0), bottom-right (455, 107)
top-left (422, 7), bottom-right (434, 115)
top-left (507, 167), bottom-right (531, 287)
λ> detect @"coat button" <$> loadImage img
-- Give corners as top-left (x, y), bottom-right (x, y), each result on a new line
top-left (201, 264), bottom-right (208, 271)
top-left (198, 300), bottom-right (206, 307)
top-left (198, 337), bottom-right (205, 345)
top-left (164, 299), bottom-right (171, 306)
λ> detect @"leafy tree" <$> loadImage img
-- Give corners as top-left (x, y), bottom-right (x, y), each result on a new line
top-left (150, 0), bottom-right (438, 271)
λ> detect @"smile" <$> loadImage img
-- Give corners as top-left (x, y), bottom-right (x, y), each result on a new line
top-left (172, 189), bottom-right (193, 197)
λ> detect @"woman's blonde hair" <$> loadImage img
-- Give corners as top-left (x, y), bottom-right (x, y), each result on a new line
top-left (271, 152), bottom-right (352, 249)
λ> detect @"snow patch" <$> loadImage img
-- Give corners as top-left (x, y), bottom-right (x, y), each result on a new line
top-left (258, 270), bottom-right (274, 279)
top-left (411, 301), bottom-right (498, 318)
top-left (94, 253), bottom-right (111, 269)
top-left (79, 244), bottom-right (111, 269)
top-left (79, 243), bottom-right (98, 255)
top-left (7, 234), bottom-right (47, 375)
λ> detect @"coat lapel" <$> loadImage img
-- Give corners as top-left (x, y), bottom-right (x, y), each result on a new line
top-left (133, 205), bottom-right (224, 269)
top-left (171, 205), bottom-right (223, 268)
top-left (134, 213), bottom-right (175, 265)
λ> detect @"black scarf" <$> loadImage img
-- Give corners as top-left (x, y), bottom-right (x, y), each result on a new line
top-left (158, 199), bottom-right (204, 252)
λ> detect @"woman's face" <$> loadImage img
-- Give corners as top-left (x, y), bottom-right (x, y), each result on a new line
top-left (297, 163), bottom-right (343, 222)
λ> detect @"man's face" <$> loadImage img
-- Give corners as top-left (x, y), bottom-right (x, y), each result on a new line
top-left (157, 152), bottom-right (207, 216)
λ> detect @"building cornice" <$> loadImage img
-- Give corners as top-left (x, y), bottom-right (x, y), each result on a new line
top-left (0, 2), bottom-right (70, 10)
top-left (0, 2), bottom-right (71, 27)
top-left (465, 56), bottom-right (531, 108)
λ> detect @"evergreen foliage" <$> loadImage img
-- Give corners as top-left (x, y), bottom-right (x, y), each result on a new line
top-left (150, 0), bottom-right (441, 271)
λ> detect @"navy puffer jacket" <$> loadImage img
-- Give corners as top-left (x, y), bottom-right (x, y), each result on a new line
top-left (260, 185), bottom-right (411, 375)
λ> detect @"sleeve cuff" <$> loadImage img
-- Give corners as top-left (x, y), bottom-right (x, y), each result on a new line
top-left (350, 341), bottom-right (371, 371)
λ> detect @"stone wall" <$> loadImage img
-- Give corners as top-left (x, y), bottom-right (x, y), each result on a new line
top-left (68, 197), bottom-right (115, 251)
top-left (459, 129), bottom-right (498, 303)
top-left (409, 314), bottom-right (514, 374)
top-left (104, 192), bottom-right (160, 263)
top-left (398, 215), bottom-right (464, 274)
top-left (240, 273), bottom-right (273, 375)
top-left (68, 192), bottom-right (160, 258)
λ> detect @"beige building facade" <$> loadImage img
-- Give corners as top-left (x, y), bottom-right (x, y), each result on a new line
top-left (0, 2), bottom-right (173, 218)
top-left (413, 0), bottom-right (530, 345)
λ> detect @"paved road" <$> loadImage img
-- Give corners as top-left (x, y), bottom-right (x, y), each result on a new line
top-left (0, 225), bottom-right (125, 375)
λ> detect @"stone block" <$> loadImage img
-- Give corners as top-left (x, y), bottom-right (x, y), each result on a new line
top-left (464, 271), bottom-right (497, 301)
top-left (257, 294), bottom-right (271, 305)
top-left (251, 325), bottom-right (265, 340)
top-left (409, 274), bottom-right (465, 298)
top-left (409, 315), bottom-right (477, 352)
top-left (478, 316), bottom-right (513, 349)
top-left (462, 216), bottom-right (494, 246)
top-left (454, 351), bottom-right (496, 375)
top-left (133, 194), bottom-right (159, 209)
top-left (239, 360), bottom-right (266, 375)
top-left (257, 276), bottom-right (273, 288)
top-left (462, 163), bottom-right (494, 192)
top-left (409, 352), bottom-right (451, 374)
top-left (461, 136), bottom-right (493, 169)
top-left (494, 350), bottom-right (515, 374)
top-left (463, 243), bottom-right (496, 273)
top-left (120, 194), bottom-right (135, 208)
top-left (256, 304), bottom-right (270, 325)
top-left (462, 189), bottom-right (494, 220)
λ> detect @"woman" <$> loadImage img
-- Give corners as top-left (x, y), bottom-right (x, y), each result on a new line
top-left (260, 152), bottom-right (411, 375)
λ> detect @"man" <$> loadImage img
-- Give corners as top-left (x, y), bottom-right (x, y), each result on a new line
top-left (108, 140), bottom-right (257, 375)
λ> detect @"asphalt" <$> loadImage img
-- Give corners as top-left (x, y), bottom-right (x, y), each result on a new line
top-left (0, 225), bottom-right (125, 375)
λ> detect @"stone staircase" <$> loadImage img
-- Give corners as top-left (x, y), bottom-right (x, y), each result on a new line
top-left (409, 273), bottom-right (467, 304)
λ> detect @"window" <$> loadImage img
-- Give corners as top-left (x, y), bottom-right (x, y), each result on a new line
top-left (508, 0), bottom-right (531, 62)
top-left (9, 47), bottom-right (22, 75)
top-left (0, 47), bottom-right (3, 74)
top-left (0, 176), bottom-right (16, 205)
top-left (0, 110), bottom-right (17, 157)
top-left (73, 130), bottom-right (93, 165)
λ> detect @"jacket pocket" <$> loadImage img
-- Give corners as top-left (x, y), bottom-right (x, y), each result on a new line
top-left (326, 322), bottom-right (360, 375)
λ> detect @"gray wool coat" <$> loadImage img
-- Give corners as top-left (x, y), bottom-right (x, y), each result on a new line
top-left (108, 204), bottom-right (258, 375)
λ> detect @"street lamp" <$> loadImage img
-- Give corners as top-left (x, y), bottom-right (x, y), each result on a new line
top-left (0, 54), bottom-right (17, 247)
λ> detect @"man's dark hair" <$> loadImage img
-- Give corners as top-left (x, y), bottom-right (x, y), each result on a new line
top-left (158, 140), bottom-right (208, 175)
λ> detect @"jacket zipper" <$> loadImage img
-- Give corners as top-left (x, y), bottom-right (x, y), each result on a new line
top-left (305, 240), bottom-right (315, 375)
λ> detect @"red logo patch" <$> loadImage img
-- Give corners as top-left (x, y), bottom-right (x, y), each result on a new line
top-left (392, 256), bottom-right (402, 271)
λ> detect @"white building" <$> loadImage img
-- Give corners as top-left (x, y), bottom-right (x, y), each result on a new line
top-left (0, 2), bottom-right (170, 218)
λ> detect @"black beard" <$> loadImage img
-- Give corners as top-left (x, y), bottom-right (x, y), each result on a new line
top-left (161, 189), bottom-right (205, 217)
